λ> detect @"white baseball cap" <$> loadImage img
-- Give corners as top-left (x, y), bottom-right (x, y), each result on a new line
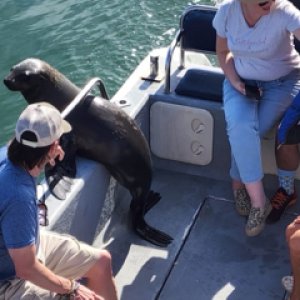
top-left (15, 102), bottom-right (72, 148)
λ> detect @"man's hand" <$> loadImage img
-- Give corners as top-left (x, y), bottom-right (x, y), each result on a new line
top-left (292, 216), bottom-right (300, 226)
top-left (48, 140), bottom-right (65, 166)
top-left (72, 284), bottom-right (104, 300)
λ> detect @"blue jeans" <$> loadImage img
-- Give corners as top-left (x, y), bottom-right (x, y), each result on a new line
top-left (223, 69), bottom-right (300, 183)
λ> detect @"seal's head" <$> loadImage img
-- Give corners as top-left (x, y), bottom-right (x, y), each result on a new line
top-left (3, 58), bottom-right (47, 92)
top-left (3, 58), bottom-right (80, 110)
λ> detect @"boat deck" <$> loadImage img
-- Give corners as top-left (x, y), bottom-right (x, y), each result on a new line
top-left (39, 41), bottom-right (300, 300)
top-left (94, 168), bottom-right (298, 300)
top-left (40, 47), bottom-right (300, 299)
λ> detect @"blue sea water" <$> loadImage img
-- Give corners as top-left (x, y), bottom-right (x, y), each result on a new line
top-left (0, 0), bottom-right (211, 144)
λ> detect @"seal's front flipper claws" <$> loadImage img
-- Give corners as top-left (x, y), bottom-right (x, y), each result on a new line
top-left (134, 219), bottom-right (173, 247)
top-left (45, 173), bottom-right (68, 200)
top-left (136, 226), bottom-right (173, 247)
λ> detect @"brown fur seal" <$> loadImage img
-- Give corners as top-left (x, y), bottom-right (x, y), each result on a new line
top-left (4, 58), bottom-right (172, 247)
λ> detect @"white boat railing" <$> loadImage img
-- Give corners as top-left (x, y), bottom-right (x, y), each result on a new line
top-left (164, 31), bottom-right (182, 94)
top-left (62, 77), bottom-right (109, 119)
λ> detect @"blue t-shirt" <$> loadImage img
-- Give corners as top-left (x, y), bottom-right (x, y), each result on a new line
top-left (0, 146), bottom-right (39, 281)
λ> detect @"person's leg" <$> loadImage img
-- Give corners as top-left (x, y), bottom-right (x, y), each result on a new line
top-left (39, 230), bottom-right (118, 300)
top-left (267, 147), bottom-right (298, 223)
top-left (244, 180), bottom-right (272, 236)
top-left (245, 181), bottom-right (266, 208)
top-left (266, 75), bottom-right (300, 223)
top-left (231, 156), bottom-right (251, 216)
top-left (223, 80), bottom-right (270, 235)
top-left (276, 142), bottom-right (299, 194)
top-left (286, 217), bottom-right (300, 300)
top-left (258, 72), bottom-right (300, 224)
top-left (232, 181), bottom-right (251, 216)
top-left (0, 278), bottom-right (64, 299)
top-left (223, 74), bottom-right (300, 235)
top-left (223, 79), bottom-right (266, 208)
top-left (277, 144), bottom-right (300, 172)
top-left (83, 250), bottom-right (118, 300)
top-left (277, 142), bottom-right (299, 191)
top-left (276, 122), bottom-right (300, 195)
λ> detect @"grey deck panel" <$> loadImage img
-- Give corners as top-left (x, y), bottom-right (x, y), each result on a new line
top-left (159, 196), bottom-right (295, 300)
top-left (93, 169), bottom-right (299, 300)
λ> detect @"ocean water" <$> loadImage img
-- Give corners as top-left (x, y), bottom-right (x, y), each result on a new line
top-left (0, 0), bottom-right (212, 145)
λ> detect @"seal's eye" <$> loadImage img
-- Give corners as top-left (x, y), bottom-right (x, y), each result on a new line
top-left (18, 74), bottom-right (30, 81)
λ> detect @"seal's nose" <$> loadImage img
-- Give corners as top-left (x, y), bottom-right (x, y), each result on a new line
top-left (3, 77), bottom-right (15, 90)
top-left (3, 77), bottom-right (10, 86)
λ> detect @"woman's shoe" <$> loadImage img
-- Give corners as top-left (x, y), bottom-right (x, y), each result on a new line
top-left (245, 199), bottom-right (271, 236)
top-left (233, 188), bottom-right (251, 216)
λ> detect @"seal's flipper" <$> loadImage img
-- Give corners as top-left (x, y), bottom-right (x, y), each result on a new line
top-left (144, 190), bottom-right (161, 214)
top-left (46, 176), bottom-right (67, 200)
top-left (45, 132), bottom-right (77, 200)
top-left (57, 132), bottom-right (77, 178)
top-left (130, 191), bottom-right (172, 246)
top-left (45, 173), bottom-right (73, 200)
top-left (134, 218), bottom-right (173, 247)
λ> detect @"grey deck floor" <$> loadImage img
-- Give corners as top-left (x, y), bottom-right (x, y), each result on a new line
top-left (94, 169), bottom-right (299, 300)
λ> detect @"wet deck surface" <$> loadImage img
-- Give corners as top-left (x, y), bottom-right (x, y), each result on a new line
top-left (94, 169), bottom-right (299, 300)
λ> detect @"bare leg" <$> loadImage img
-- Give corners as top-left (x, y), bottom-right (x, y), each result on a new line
top-left (245, 180), bottom-right (267, 208)
top-left (267, 144), bottom-right (299, 224)
top-left (84, 250), bottom-right (118, 300)
top-left (232, 179), bottom-right (266, 208)
top-left (232, 179), bottom-right (244, 191)
top-left (276, 144), bottom-right (300, 171)
top-left (286, 218), bottom-right (300, 300)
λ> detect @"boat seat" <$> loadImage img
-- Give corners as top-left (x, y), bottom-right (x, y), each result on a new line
top-left (165, 3), bottom-right (300, 99)
top-left (165, 5), bottom-right (218, 95)
top-left (175, 68), bottom-right (224, 102)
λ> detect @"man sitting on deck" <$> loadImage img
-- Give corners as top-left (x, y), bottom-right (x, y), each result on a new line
top-left (0, 102), bottom-right (118, 300)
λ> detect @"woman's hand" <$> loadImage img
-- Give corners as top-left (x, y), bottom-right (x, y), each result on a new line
top-left (231, 79), bottom-right (246, 95)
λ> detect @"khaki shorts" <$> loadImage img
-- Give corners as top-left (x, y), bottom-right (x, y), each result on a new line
top-left (0, 230), bottom-right (101, 300)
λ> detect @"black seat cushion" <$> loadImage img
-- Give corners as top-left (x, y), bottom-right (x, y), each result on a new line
top-left (175, 69), bottom-right (224, 102)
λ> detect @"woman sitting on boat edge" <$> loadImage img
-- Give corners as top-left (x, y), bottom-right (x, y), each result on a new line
top-left (213, 0), bottom-right (300, 236)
